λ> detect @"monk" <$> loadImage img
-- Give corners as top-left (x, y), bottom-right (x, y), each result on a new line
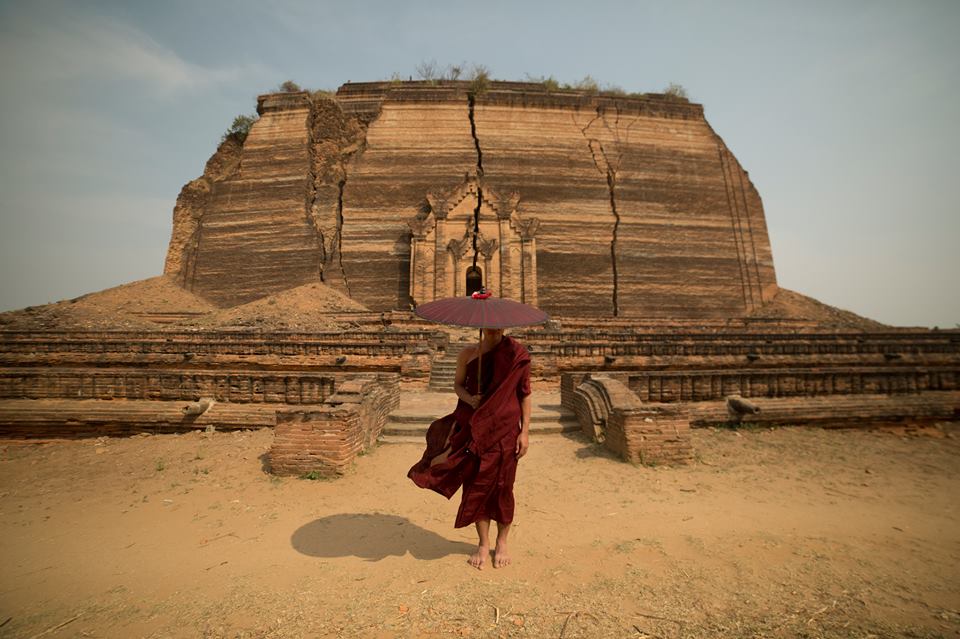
top-left (408, 328), bottom-right (532, 569)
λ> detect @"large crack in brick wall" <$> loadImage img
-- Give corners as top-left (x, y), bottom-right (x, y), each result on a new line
top-left (467, 92), bottom-right (484, 275)
top-left (577, 106), bottom-right (622, 316)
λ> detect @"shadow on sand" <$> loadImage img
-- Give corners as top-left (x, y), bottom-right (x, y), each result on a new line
top-left (559, 428), bottom-right (620, 460)
top-left (291, 513), bottom-right (474, 561)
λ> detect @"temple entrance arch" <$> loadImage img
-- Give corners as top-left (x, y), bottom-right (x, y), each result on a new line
top-left (407, 174), bottom-right (540, 306)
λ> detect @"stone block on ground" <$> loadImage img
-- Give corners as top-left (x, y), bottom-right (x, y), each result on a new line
top-left (269, 373), bottom-right (401, 477)
top-left (565, 373), bottom-right (693, 465)
top-left (270, 408), bottom-right (362, 477)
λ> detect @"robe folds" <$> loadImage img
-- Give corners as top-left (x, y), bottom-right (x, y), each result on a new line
top-left (408, 336), bottom-right (531, 527)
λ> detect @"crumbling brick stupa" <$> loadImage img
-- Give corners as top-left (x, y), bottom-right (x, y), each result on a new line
top-left (165, 81), bottom-right (776, 318)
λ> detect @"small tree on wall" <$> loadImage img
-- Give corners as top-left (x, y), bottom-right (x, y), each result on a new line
top-left (415, 60), bottom-right (440, 81)
top-left (662, 83), bottom-right (689, 100)
top-left (223, 114), bottom-right (257, 144)
top-left (468, 64), bottom-right (490, 94)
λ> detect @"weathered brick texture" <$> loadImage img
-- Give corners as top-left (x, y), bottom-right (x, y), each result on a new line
top-left (0, 399), bottom-right (280, 439)
top-left (610, 405), bottom-right (693, 466)
top-left (0, 328), bottom-right (444, 382)
top-left (170, 81), bottom-right (778, 317)
top-left (324, 373), bottom-right (401, 448)
top-left (0, 368), bottom-right (336, 404)
top-left (519, 328), bottom-right (960, 379)
top-left (0, 326), bottom-right (430, 438)
top-left (564, 374), bottom-right (693, 465)
top-left (687, 392), bottom-right (960, 429)
top-left (271, 408), bottom-right (363, 477)
top-left (269, 373), bottom-right (400, 477)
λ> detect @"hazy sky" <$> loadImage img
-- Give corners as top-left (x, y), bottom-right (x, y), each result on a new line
top-left (0, 0), bottom-right (957, 327)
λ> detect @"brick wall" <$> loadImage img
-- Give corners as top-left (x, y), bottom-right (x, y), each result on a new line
top-left (269, 373), bottom-right (401, 477)
top-left (324, 373), bottom-right (401, 448)
top-left (563, 373), bottom-right (693, 466)
top-left (270, 408), bottom-right (363, 477)
top-left (519, 329), bottom-right (960, 380)
top-left (687, 392), bottom-right (960, 429)
top-left (609, 404), bottom-right (693, 466)
top-left (0, 329), bottom-right (445, 385)
top-left (626, 367), bottom-right (957, 402)
top-left (0, 369), bottom-right (337, 404)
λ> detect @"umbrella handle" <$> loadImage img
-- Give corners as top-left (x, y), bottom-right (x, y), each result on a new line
top-left (477, 328), bottom-right (483, 396)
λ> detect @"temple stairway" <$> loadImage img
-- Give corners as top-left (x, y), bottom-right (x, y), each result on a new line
top-left (379, 389), bottom-right (579, 444)
top-left (427, 341), bottom-right (471, 391)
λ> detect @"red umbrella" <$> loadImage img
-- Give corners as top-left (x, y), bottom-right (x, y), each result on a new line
top-left (414, 290), bottom-right (548, 329)
top-left (415, 289), bottom-right (548, 392)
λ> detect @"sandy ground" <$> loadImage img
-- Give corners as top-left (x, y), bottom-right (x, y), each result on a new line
top-left (1, 424), bottom-right (958, 639)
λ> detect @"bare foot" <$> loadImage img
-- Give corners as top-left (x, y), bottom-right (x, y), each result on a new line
top-left (493, 543), bottom-right (511, 568)
top-left (468, 546), bottom-right (489, 570)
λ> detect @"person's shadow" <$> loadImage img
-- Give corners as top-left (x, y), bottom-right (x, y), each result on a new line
top-left (291, 513), bottom-right (474, 561)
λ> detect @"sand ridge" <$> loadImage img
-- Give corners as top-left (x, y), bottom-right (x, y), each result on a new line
top-left (185, 280), bottom-right (368, 331)
top-left (0, 277), bottom-right (369, 332)
top-left (747, 287), bottom-right (889, 331)
top-left (0, 275), bottom-right (216, 330)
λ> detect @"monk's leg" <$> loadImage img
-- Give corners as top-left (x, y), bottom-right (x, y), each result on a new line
top-left (429, 423), bottom-right (457, 467)
top-left (428, 445), bottom-right (451, 466)
top-left (493, 521), bottom-right (512, 568)
top-left (469, 518), bottom-right (491, 570)
top-left (492, 439), bottom-right (518, 569)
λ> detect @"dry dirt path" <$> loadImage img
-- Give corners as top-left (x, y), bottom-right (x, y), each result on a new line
top-left (1, 422), bottom-right (958, 638)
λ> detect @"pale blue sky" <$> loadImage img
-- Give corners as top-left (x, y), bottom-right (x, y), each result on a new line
top-left (0, 0), bottom-right (957, 326)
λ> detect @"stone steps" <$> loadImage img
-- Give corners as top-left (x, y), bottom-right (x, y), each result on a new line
top-left (382, 412), bottom-right (580, 437)
top-left (429, 375), bottom-right (457, 391)
top-left (378, 390), bottom-right (580, 443)
top-left (379, 430), bottom-right (576, 446)
top-left (380, 422), bottom-right (580, 444)
top-left (428, 342), bottom-right (472, 391)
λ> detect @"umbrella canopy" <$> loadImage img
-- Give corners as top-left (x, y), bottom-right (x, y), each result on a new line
top-left (414, 290), bottom-right (549, 329)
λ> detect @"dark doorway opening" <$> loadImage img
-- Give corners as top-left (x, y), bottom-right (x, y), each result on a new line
top-left (465, 266), bottom-right (483, 296)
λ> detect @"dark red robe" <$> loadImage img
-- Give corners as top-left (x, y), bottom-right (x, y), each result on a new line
top-left (408, 336), bottom-right (531, 527)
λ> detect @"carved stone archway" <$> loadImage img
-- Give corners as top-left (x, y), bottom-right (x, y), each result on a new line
top-left (408, 174), bottom-right (539, 305)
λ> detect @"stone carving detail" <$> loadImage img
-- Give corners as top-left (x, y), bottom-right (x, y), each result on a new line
top-left (425, 192), bottom-right (449, 220)
top-left (512, 214), bottom-right (540, 240)
top-left (496, 193), bottom-right (521, 220)
top-left (408, 212), bottom-right (434, 239)
top-left (478, 237), bottom-right (499, 259)
top-left (408, 174), bottom-right (539, 305)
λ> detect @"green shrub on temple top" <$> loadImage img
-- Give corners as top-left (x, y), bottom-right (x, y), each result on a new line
top-left (222, 114), bottom-right (256, 144)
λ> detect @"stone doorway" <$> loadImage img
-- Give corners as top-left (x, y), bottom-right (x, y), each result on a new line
top-left (465, 265), bottom-right (483, 296)
top-left (407, 174), bottom-right (540, 305)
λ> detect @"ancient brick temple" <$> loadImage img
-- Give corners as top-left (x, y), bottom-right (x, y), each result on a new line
top-left (165, 81), bottom-right (776, 317)
top-left (3, 79), bottom-right (955, 473)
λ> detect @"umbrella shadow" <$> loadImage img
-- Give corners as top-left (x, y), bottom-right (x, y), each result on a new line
top-left (291, 513), bottom-right (474, 561)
